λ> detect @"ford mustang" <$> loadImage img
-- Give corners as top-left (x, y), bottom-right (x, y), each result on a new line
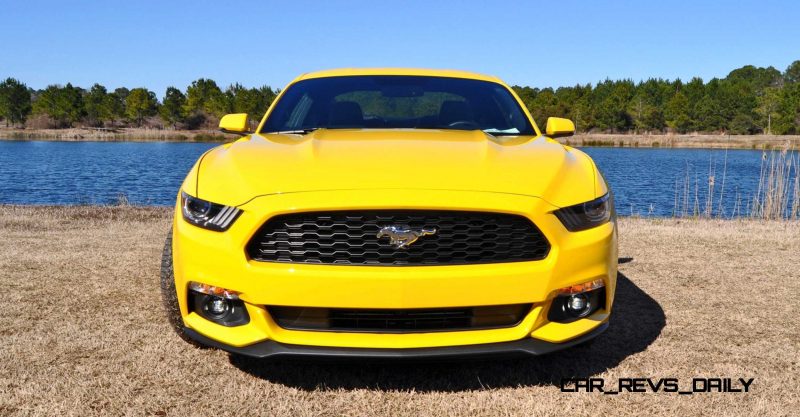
top-left (160, 68), bottom-right (617, 359)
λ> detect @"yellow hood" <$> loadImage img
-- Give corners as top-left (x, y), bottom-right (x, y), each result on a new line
top-left (190, 129), bottom-right (605, 208)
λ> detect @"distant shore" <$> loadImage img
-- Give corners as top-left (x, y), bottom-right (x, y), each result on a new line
top-left (559, 133), bottom-right (800, 150)
top-left (0, 127), bottom-right (239, 142)
top-left (1, 127), bottom-right (798, 149)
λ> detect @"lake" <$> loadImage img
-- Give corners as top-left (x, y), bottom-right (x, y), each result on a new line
top-left (0, 140), bottom-right (793, 217)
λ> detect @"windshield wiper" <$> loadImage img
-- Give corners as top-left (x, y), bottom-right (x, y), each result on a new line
top-left (269, 128), bottom-right (320, 135)
top-left (482, 129), bottom-right (522, 136)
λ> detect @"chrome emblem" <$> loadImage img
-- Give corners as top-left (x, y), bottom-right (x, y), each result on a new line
top-left (376, 226), bottom-right (437, 249)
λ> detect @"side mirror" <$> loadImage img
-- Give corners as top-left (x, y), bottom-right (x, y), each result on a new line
top-left (219, 113), bottom-right (252, 135)
top-left (545, 117), bottom-right (575, 138)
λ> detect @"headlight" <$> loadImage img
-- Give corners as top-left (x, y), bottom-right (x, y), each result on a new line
top-left (554, 193), bottom-right (614, 232)
top-left (181, 191), bottom-right (241, 231)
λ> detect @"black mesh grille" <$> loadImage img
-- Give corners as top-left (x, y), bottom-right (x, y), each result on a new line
top-left (246, 210), bottom-right (550, 265)
top-left (268, 304), bottom-right (532, 333)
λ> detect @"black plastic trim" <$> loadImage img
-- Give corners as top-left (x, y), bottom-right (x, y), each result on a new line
top-left (189, 291), bottom-right (250, 327)
top-left (220, 128), bottom-right (253, 136)
top-left (547, 287), bottom-right (606, 324)
top-left (268, 304), bottom-right (532, 333)
top-left (182, 321), bottom-right (608, 360)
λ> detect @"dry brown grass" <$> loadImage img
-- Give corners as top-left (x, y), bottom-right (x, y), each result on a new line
top-left (0, 127), bottom-right (238, 142)
top-left (1, 206), bottom-right (798, 416)
top-left (562, 133), bottom-right (800, 149)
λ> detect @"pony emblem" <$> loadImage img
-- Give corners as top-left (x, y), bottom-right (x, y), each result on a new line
top-left (376, 226), bottom-right (438, 249)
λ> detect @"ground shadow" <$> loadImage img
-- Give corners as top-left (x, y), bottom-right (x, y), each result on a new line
top-left (229, 270), bottom-right (664, 391)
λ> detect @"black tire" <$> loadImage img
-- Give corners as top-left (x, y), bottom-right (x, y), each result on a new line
top-left (160, 230), bottom-right (204, 347)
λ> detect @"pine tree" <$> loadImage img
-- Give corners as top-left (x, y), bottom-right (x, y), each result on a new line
top-left (0, 78), bottom-right (32, 126)
top-left (160, 87), bottom-right (186, 128)
top-left (125, 88), bottom-right (158, 127)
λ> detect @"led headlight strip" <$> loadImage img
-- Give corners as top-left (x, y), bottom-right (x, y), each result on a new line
top-left (554, 193), bottom-right (614, 232)
top-left (181, 191), bottom-right (241, 231)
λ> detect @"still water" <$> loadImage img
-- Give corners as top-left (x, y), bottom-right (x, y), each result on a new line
top-left (0, 140), bottom-right (788, 217)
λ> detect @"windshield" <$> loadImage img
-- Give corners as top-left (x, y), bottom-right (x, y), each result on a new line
top-left (260, 75), bottom-right (536, 135)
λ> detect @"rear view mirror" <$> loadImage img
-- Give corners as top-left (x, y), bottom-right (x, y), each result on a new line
top-left (545, 117), bottom-right (575, 138)
top-left (219, 113), bottom-right (251, 135)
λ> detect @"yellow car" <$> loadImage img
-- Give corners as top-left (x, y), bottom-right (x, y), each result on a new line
top-left (161, 68), bottom-right (617, 359)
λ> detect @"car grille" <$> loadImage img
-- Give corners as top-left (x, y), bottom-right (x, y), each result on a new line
top-left (246, 210), bottom-right (550, 265)
top-left (268, 304), bottom-right (532, 333)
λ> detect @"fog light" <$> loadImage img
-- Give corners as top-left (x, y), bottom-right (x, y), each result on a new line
top-left (188, 282), bottom-right (249, 327)
top-left (566, 293), bottom-right (589, 314)
top-left (548, 279), bottom-right (607, 324)
top-left (206, 297), bottom-right (230, 316)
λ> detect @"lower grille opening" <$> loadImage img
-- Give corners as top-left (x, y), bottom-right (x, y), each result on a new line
top-left (268, 304), bottom-right (532, 333)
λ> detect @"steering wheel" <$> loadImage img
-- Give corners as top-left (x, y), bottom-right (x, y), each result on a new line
top-left (447, 120), bottom-right (479, 129)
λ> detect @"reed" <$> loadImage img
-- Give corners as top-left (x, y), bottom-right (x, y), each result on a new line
top-left (716, 149), bottom-right (729, 216)
top-left (749, 142), bottom-right (799, 220)
top-left (704, 153), bottom-right (715, 217)
top-left (671, 142), bottom-right (798, 220)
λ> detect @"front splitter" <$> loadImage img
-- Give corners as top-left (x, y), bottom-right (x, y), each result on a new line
top-left (183, 321), bottom-right (608, 360)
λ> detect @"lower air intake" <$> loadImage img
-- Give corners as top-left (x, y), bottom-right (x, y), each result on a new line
top-left (268, 304), bottom-right (532, 333)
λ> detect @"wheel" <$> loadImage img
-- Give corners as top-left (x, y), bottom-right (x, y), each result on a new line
top-left (160, 230), bottom-right (204, 347)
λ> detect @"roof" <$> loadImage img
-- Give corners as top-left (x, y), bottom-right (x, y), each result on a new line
top-left (294, 68), bottom-right (504, 84)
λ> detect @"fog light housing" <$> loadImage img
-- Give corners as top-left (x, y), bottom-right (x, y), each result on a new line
top-left (566, 293), bottom-right (589, 314)
top-left (206, 297), bottom-right (230, 316)
top-left (188, 282), bottom-right (249, 327)
top-left (548, 279), bottom-right (606, 323)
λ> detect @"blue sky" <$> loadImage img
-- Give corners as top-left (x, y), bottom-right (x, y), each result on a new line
top-left (2, 0), bottom-right (798, 97)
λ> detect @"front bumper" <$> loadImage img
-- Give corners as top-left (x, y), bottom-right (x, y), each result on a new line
top-left (184, 321), bottom-right (608, 360)
top-left (172, 189), bottom-right (617, 353)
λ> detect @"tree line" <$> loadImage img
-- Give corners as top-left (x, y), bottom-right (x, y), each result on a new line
top-left (0, 60), bottom-right (799, 134)
top-left (514, 60), bottom-right (800, 135)
top-left (0, 78), bottom-right (277, 130)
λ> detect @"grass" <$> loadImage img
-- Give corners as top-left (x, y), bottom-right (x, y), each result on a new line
top-left (0, 127), bottom-right (238, 142)
top-left (563, 133), bottom-right (800, 150)
top-left (1, 206), bottom-right (798, 416)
